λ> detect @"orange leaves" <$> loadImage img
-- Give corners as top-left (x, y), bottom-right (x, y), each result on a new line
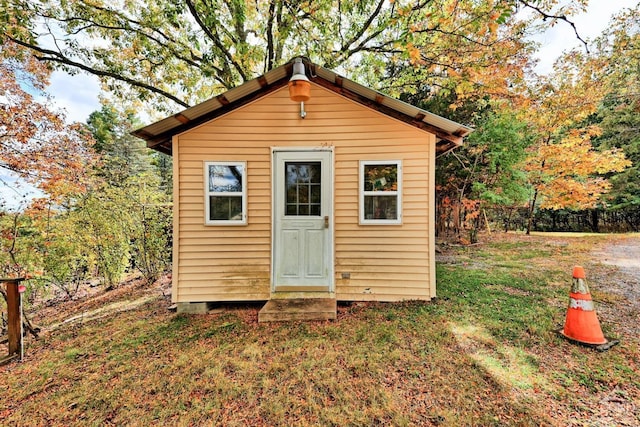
top-left (524, 53), bottom-right (607, 133)
top-left (462, 198), bottom-right (481, 223)
top-left (444, 0), bottom-right (458, 15)
top-left (405, 43), bottom-right (422, 65)
top-left (537, 175), bottom-right (612, 211)
top-left (539, 126), bottom-right (627, 176)
top-left (515, 44), bottom-right (633, 213)
top-left (527, 125), bottom-right (631, 211)
top-left (1, 45), bottom-right (97, 201)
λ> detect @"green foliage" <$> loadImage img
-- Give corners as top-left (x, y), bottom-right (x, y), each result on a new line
top-left (40, 209), bottom-right (91, 298)
top-left (415, 93), bottom-right (534, 234)
top-left (466, 110), bottom-right (533, 206)
top-left (126, 174), bottom-right (172, 282)
top-left (75, 187), bottom-right (131, 288)
top-left (593, 98), bottom-right (640, 211)
top-left (0, 101), bottom-right (172, 298)
top-left (37, 173), bottom-right (171, 292)
top-left (151, 152), bottom-right (173, 194)
top-left (87, 104), bottom-right (173, 194)
top-left (87, 105), bottom-right (152, 185)
top-left (84, 105), bottom-right (172, 284)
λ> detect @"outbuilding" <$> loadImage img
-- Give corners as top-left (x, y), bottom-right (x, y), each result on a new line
top-left (133, 57), bottom-right (471, 320)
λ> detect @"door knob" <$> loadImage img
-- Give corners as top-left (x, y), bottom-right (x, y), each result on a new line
top-left (324, 216), bottom-right (329, 228)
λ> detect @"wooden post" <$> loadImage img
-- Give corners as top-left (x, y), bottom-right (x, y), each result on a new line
top-left (2, 278), bottom-right (24, 358)
top-left (483, 209), bottom-right (491, 234)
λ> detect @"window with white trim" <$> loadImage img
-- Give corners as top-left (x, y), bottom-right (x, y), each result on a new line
top-left (359, 160), bottom-right (402, 224)
top-left (204, 161), bottom-right (247, 225)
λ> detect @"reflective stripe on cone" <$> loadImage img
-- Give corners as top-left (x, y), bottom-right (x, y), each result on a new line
top-left (569, 298), bottom-right (594, 311)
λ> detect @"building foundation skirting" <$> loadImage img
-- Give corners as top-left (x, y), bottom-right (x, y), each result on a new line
top-left (176, 302), bottom-right (217, 314)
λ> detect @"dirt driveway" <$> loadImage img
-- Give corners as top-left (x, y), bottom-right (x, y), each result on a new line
top-left (598, 236), bottom-right (640, 279)
top-left (590, 235), bottom-right (640, 341)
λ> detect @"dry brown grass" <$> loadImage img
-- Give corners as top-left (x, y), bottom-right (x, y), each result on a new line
top-left (1, 233), bottom-right (638, 426)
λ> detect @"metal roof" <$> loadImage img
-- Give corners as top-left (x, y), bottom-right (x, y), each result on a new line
top-left (133, 58), bottom-right (472, 156)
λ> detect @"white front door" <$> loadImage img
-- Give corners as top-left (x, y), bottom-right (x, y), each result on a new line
top-left (273, 150), bottom-right (333, 292)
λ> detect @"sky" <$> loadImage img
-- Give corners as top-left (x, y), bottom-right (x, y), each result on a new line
top-left (1, 0), bottom-right (638, 210)
top-left (531, 0), bottom-right (638, 74)
top-left (45, 70), bottom-right (102, 124)
top-left (0, 173), bottom-right (43, 211)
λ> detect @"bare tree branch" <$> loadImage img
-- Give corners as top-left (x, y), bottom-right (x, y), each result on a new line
top-left (265, 0), bottom-right (276, 71)
top-left (339, 0), bottom-right (386, 53)
top-left (6, 36), bottom-right (191, 108)
top-left (185, 0), bottom-right (247, 82)
top-left (518, 0), bottom-right (589, 53)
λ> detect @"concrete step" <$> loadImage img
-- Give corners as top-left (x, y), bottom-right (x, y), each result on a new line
top-left (258, 298), bottom-right (337, 322)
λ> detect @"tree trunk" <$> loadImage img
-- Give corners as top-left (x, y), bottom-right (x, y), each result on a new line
top-left (591, 209), bottom-right (600, 233)
top-left (504, 208), bottom-right (513, 233)
top-left (624, 212), bottom-right (639, 232)
top-left (452, 202), bottom-right (461, 237)
top-left (526, 188), bottom-right (539, 235)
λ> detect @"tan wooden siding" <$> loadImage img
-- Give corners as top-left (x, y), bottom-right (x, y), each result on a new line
top-left (174, 83), bottom-right (435, 303)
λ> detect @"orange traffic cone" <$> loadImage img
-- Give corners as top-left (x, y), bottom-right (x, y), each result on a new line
top-left (560, 266), bottom-right (618, 350)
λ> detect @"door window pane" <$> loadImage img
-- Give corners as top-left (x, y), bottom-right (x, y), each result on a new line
top-left (285, 162), bottom-right (321, 216)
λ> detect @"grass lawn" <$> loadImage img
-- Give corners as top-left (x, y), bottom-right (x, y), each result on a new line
top-left (1, 233), bottom-right (638, 426)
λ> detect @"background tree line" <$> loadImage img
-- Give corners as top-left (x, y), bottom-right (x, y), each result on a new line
top-left (0, 80), bottom-right (172, 304)
top-left (426, 5), bottom-right (638, 239)
top-left (0, 1), bottom-right (638, 308)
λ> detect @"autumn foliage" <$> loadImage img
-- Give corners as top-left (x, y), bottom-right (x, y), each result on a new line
top-left (0, 44), bottom-right (95, 201)
top-left (526, 126), bottom-right (629, 211)
top-left (0, 45), bottom-right (171, 295)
